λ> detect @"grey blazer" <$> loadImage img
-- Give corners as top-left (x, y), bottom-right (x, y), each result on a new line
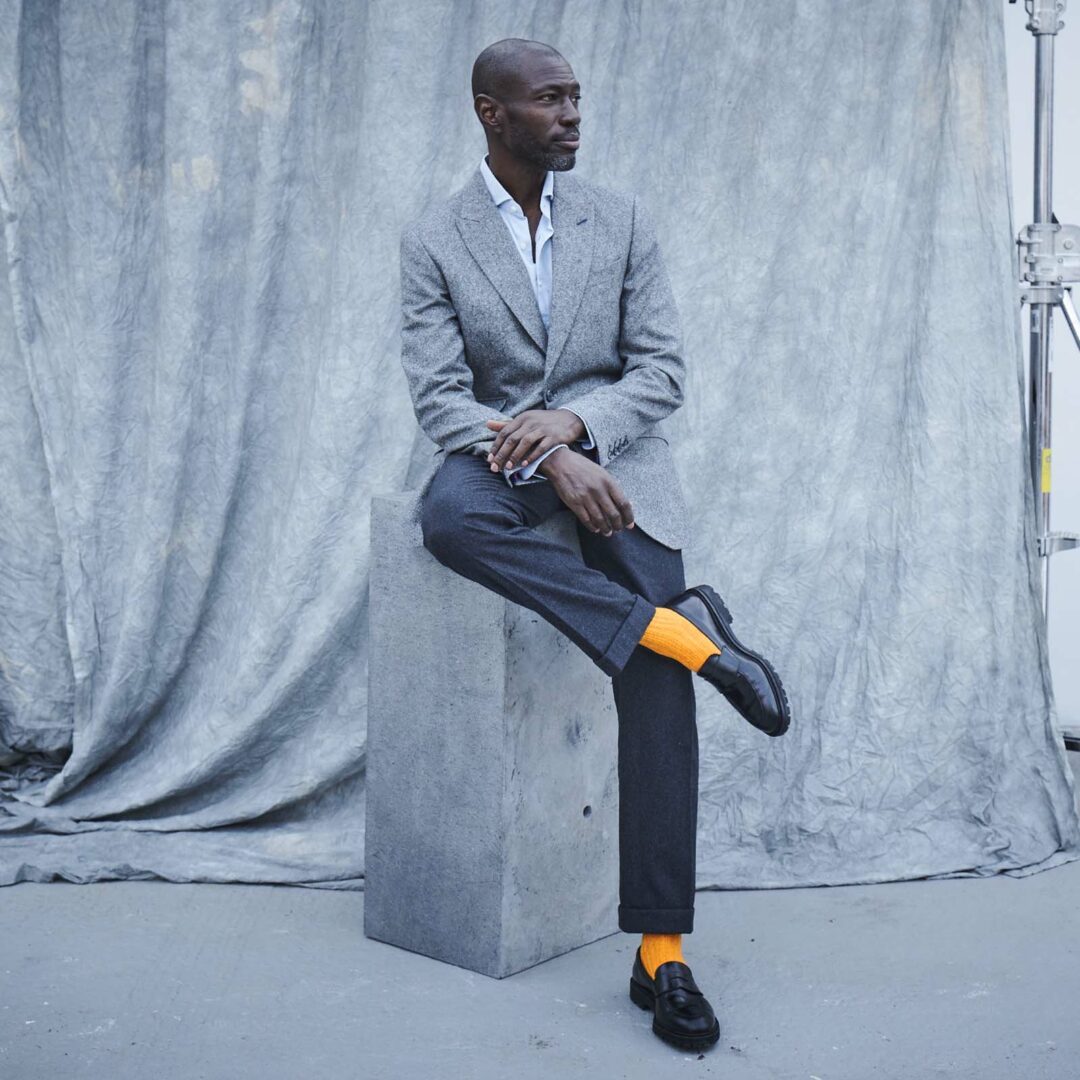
top-left (399, 164), bottom-right (691, 550)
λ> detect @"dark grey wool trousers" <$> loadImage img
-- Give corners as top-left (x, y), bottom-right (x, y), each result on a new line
top-left (419, 447), bottom-right (699, 934)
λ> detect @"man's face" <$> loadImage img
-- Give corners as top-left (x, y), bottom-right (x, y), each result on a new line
top-left (489, 54), bottom-right (581, 171)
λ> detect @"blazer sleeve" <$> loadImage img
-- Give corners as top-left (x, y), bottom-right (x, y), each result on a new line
top-left (399, 224), bottom-right (505, 458)
top-left (558, 195), bottom-right (685, 468)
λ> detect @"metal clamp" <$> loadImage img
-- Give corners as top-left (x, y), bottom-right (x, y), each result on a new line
top-left (1020, 284), bottom-right (1065, 305)
top-left (1017, 221), bottom-right (1080, 285)
top-left (1038, 532), bottom-right (1080, 557)
top-left (1024, 0), bottom-right (1066, 35)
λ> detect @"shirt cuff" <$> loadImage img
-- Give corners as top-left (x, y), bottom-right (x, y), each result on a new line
top-left (503, 443), bottom-right (570, 485)
top-left (560, 408), bottom-right (596, 450)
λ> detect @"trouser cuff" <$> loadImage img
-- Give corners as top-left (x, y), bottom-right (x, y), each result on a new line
top-left (618, 905), bottom-right (695, 934)
top-left (597, 593), bottom-right (656, 677)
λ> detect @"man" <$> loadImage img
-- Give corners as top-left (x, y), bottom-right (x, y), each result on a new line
top-left (398, 37), bottom-right (791, 1052)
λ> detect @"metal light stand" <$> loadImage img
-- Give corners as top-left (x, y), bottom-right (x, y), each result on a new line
top-left (1011, 0), bottom-right (1080, 747)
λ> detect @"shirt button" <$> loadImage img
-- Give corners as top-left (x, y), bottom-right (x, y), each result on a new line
top-left (544, 390), bottom-right (553, 402)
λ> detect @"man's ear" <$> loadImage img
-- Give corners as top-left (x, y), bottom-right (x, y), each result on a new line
top-left (474, 95), bottom-right (500, 131)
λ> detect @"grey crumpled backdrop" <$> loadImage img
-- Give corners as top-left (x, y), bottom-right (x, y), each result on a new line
top-left (1, 0), bottom-right (1077, 890)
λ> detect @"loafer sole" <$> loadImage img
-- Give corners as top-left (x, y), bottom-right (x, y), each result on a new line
top-left (676, 584), bottom-right (792, 737)
top-left (629, 976), bottom-right (721, 1050)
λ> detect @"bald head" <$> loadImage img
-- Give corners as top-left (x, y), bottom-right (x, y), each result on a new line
top-left (471, 38), bottom-right (565, 101)
top-left (471, 38), bottom-right (581, 175)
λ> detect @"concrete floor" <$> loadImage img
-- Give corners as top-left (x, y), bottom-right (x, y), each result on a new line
top-left (3, 760), bottom-right (1080, 1079)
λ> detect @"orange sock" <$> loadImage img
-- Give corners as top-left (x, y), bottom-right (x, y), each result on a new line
top-left (640, 932), bottom-right (685, 978)
top-left (638, 607), bottom-right (720, 672)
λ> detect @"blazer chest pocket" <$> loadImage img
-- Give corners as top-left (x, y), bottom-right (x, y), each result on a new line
top-left (589, 252), bottom-right (628, 284)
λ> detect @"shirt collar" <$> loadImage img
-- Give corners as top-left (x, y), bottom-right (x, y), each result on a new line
top-left (480, 155), bottom-right (553, 214)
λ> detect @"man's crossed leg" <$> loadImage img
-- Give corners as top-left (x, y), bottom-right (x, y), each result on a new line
top-left (419, 448), bottom-right (792, 1050)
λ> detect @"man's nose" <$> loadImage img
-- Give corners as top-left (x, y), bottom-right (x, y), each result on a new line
top-left (562, 99), bottom-right (580, 126)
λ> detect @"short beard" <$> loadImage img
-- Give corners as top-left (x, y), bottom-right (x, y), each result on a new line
top-left (504, 116), bottom-right (577, 172)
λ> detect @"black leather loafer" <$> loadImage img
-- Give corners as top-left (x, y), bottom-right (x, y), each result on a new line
top-left (629, 946), bottom-right (721, 1051)
top-left (665, 584), bottom-right (792, 737)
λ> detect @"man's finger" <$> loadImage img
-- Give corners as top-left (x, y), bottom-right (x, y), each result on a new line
top-left (490, 426), bottom-right (531, 469)
top-left (485, 419), bottom-right (508, 460)
top-left (612, 491), bottom-right (635, 531)
top-left (487, 417), bottom-right (519, 461)
top-left (594, 491), bottom-right (625, 534)
top-left (579, 494), bottom-right (609, 535)
top-left (512, 433), bottom-right (550, 468)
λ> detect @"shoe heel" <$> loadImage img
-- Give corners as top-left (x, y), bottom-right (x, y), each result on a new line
top-left (628, 978), bottom-right (654, 1011)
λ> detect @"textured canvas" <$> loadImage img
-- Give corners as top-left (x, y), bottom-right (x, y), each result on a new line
top-left (0, 0), bottom-right (1075, 890)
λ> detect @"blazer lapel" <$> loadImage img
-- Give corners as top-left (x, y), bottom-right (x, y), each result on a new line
top-left (456, 168), bottom-right (547, 353)
top-left (545, 172), bottom-right (594, 378)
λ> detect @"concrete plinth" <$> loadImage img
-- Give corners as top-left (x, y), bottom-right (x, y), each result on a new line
top-left (364, 491), bottom-right (619, 979)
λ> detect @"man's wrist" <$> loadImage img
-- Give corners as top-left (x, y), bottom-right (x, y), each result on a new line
top-left (556, 408), bottom-right (587, 443)
top-left (536, 444), bottom-right (572, 479)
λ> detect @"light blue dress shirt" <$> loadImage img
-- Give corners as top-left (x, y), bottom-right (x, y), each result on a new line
top-left (479, 156), bottom-right (596, 486)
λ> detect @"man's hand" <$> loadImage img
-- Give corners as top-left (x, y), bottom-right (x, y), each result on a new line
top-left (485, 408), bottom-right (586, 471)
top-left (536, 447), bottom-right (636, 538)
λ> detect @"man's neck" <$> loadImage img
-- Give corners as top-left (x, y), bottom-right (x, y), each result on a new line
top-left (485, 151), bottom-right (547, 215)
